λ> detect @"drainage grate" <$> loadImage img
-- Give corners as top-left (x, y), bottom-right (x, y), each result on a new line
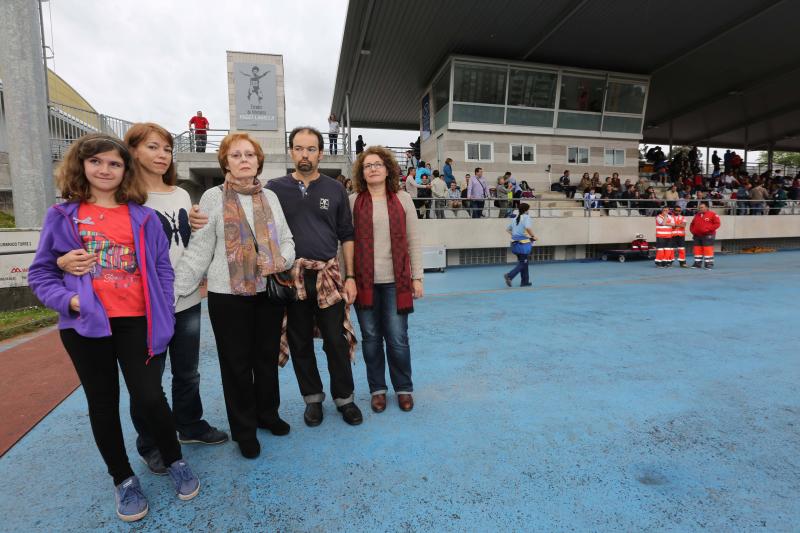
top-left (458, 247), bottom-right (507, 265)
top-left (720, 237), bottom-right (800, 253)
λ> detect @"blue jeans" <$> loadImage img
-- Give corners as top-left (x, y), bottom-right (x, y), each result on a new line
top-left (506, 254), bottom-right (530, 285)
top-left (354, 283), bottom-right (413, 395)
top-left (132, 304), bottom-right (211, 455)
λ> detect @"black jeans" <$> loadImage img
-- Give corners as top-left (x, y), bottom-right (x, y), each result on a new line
top-left (132, 304), bottom-right (210, 456)
top-left (286, 270), bottom-right (355, 406)
top-left (60, 317), bottom-right (181, 485)
top-left (207, 292), bottom-right (284, 444)
top-left (471, 200), bottom-right (485, 218)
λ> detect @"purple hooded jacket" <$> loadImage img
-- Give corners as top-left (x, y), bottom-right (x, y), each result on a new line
top-left (28, 201), bottom-right (175, 358)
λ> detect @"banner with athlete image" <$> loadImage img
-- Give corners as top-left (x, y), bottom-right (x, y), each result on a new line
top-left (234, 62), bottom-right (278, 130)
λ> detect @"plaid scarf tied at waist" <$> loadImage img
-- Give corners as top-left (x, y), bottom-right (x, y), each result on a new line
top-left (278, 257), bottom-right (357, 366)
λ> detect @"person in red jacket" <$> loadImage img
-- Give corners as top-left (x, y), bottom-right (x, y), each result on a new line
top-left (671, 206), bottom-right (688, 267)
top-left (654, 205), bottom-right (674, 267)
top-left (689, 202), bottom-right (721, 269)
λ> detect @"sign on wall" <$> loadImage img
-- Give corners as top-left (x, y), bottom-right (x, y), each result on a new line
top-left (0, 231), bottom-right (40, 288)
top-left (233, 62), bottom-right (278, 130)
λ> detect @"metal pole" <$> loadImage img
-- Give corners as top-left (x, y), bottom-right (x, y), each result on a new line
top-left (767, 143), bottom-right (774, 173)
top-left (345, 92), bottom-right (352, 157)
top-left (668, 120), bottom-right (673, 157)
top-left (38, 0), bottom-right (50, 103)
top-left (743, 125), bottom-right (749, 170)
top-left (0, 0), bottom-right (55, 227)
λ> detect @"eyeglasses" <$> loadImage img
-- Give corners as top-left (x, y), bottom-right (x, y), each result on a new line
top-left (362, 162), bottom-right (385, 171)
top-left (292, 146), bottom-right (319, 154)
top-left (227, 152), bottom-right (257, 160)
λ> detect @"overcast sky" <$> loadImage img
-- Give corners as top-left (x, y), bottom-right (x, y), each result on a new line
top-left (44, 0), bottom-right (412, 148)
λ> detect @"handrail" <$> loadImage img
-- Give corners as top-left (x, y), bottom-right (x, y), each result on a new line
top-left (172, 129), bottom-right (230, 153)
top-left (412, 196), bottom-right (800, 219)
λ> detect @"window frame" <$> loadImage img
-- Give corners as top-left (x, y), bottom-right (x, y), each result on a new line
top-left (464, 141), bottom-right (494, 163)
top-left (604, 148), bottom-right (626, 166)
top-left (567, 146), bottom-right (590, 165)
top-left (509, 143), bottom-right (536, 164)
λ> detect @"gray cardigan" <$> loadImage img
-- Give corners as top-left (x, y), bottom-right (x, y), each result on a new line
top-left (174, 186), bottom-right (295, 296)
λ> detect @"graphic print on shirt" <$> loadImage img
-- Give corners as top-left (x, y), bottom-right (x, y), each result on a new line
top-left (81, 229), bottom-right (141, 289)
top-left (156, 208), bottom-right (191, 248)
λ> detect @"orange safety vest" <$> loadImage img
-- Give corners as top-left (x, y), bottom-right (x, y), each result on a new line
top-left (672, 214), bottom-right (686, 237)
top-left (655, 213), bottom-right (673, 239)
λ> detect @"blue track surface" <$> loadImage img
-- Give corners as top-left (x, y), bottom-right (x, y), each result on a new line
top-left (1, 252), bottom-right (799, 532)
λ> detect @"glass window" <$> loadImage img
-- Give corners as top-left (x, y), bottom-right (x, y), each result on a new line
top-left (557, 112), bottom-right (602, 131)
top-left (559, 75), bottom-right (605, 112)
top-left (465, 142), bottom-right (493, 162)
top-left (508, 69), bottom-right (557, 108)
top-left (510, 144), bottom-right (536, 163)
top-left (605, 82), bottom-right (646, 114)
top-left (567, 146), bottom-right (589, 165)
top-left (452, 103), bottom-right (505, 124)
top-left (506, 108), bottom-right (554, 127)
top-left (602, 115), bottom-right (642, 134)
top-left (453, 63), bottom-right (507, 105)
top-left (604, 149), bottom-right (625, 166)
top-left (432, 67), bottom-right (451, 112)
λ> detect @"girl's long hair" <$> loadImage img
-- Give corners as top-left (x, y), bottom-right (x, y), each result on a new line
top-left (56, 133), bottom-right (145, 204)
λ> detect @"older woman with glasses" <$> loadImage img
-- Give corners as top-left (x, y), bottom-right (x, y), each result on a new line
top-left (174, 132), bottom-right (295, 459)
top-left (349, 146), bottom-right (423, 413)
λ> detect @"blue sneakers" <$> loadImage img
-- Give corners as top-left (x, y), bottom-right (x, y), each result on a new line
top-left (167, 459), bottom-right (200, 501)
top-left (114, 476), bottom-right (148, 522)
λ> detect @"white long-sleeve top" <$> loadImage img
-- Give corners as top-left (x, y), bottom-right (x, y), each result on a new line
top-left (174, 186), bottom-right (295, 296)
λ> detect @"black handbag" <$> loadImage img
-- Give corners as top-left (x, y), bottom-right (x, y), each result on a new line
top-left (265, 270), bottom-right (296, 304)
top-left (238, 201), bottom-right (297, 304)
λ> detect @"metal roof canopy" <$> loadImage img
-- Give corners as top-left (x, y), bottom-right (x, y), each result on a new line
top-left (332, 0), bottom-right (800, 151)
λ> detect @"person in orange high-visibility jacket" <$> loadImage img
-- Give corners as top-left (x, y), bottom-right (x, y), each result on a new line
top-left (689, 201), bottom-right (721, 269)
top-left (654, 205), bottom-right (674, 267)
top-left (671, 206), bottom-right (688, 267)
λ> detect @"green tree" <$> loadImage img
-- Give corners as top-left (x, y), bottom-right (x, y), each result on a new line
top-left (758, 151), bottom-right (800, 166)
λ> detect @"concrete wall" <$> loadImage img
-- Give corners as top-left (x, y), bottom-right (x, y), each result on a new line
top-left (418, 215), bottom-right (800, 251)
top-left (421, 129), bottom-right (639, 192)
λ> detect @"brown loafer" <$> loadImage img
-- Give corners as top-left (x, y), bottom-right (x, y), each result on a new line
top-left (370, 394), bottom-right (387, 413)
top-left (398, 394), bottom-right (414, 412)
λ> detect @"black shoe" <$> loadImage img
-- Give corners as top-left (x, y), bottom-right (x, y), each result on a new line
top-left (258, 418), bottom-right (291, 436)
top-left (679, 263), bottom-right (688, 268)
top-left (704, 264), bottom-right (714, 269)
top-left (337, 403), bottom-right (363, 426)
top-left (178, 426), bottom-right (229, 445)
top-left (503, 274), bottom-right (512, 287)
top-left (304, 402), bottom-right (323, 427)
top-left (520, 282), bottom-right (532, 287)
top-left (140, 449), bottom-right (167, 476)
top-left (238, 439), bottom-right (260, 459)
top-left (691, 263), bottom-right (702, 269)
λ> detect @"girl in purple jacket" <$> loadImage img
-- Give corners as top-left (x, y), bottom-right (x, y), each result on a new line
top-left (28, 134), bottom-right (200, 522)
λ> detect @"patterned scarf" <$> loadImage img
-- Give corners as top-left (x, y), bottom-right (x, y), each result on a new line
top-left (352, 189), bottom-right (414, 314)
top-left (223, 175), bottom-right (284, 295)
